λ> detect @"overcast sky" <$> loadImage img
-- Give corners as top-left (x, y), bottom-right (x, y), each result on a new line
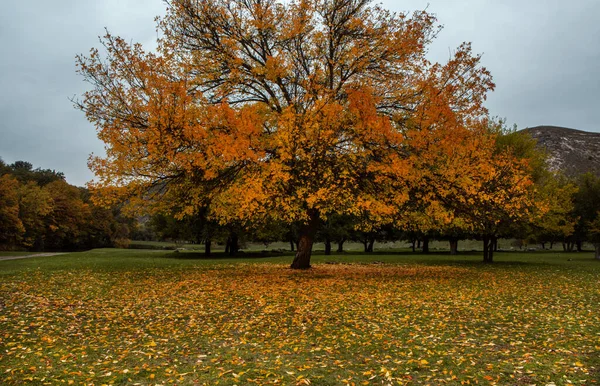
top-left (1, 0), bottom-right (599, 186)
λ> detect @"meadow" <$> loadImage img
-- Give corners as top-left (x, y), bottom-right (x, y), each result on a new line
top-left (1, 249), bottom-right (599, 385)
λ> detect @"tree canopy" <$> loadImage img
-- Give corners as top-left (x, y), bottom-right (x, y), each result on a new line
top-left (77, 0), bottom-right (505, 268)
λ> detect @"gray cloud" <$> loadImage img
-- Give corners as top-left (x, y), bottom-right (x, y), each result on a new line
top-left (0, 0), bottom-right (164, 186)
top-left (1, 0), bottom-right (598, 186)
top-left (384, 0), bottom-right (600, 130)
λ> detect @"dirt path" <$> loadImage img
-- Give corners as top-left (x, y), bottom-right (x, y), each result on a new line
top-left (0, 253), bottom-right (67, 262)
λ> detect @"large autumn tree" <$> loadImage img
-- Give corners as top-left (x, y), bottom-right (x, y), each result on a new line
top-left (77, 0), bottom-right (494, 268)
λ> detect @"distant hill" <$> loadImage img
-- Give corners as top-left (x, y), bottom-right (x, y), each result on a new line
top-left (521, 125), bottom-right (600, 177)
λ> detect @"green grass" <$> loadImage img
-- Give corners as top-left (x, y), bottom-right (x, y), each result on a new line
top-left (1, 249), bottom-right (599, 385)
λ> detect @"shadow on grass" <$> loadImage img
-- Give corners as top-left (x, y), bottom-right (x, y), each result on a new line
top-left (325, 257), bottom-right (544, 268)
top-left (320, 250), bottom-right (584, 268)
top-left (335, 250), bottom-right (481, 256)
top-left (408, 259), bottom-right (547, 268)
top-left (165, 250), bottom-right (293, 260)
top-left (163, 248), bottom-right (596, 269)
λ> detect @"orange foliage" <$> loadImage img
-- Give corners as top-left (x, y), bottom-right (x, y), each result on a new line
top-left (0, 175), bottom-right (25, 247)
top-left (76, 0), bottom-right (500, 266)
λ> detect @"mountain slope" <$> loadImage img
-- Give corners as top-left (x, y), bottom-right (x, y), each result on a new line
top-left (522, 125), bottom-right (600, 177)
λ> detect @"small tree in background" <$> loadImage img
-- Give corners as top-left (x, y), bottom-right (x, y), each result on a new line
top-left (529, 174), bottom-right (578, 250)
top-left (18, 181), bottom-right (53, 249)
top-left (0, 174), bottom-right (25, 249)
top-left (409, 122), bottom-right (546, 263)
top-left (570, 173), bottom-right (600, 253)
top-left (588, 213), bottom-right (600, 260)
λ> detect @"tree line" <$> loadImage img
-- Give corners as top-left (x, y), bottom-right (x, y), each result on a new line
top-left (0, 159), bottom-right (132, 251)
top-left (2, 149), bottom-right (599, 260)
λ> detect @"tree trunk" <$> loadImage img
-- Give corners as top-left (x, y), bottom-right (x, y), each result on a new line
top-left (417, 239), bottom-right (421, 249)
top-left (205, 238), bottom-right (211, 257)
top-left (363, 239), bottom-right (369, 253)
top-left (34, 236), bottom-right (44, 252)
top-left (411, 239), bottom-right (416, 253)
top-left (449, 239), bottom-right (458, 255)
top-left (595, 244), bottom-right (600, 260)
top-left (290, 211), bottom-right (319, 269)
top-left (422, 237), bottom-right (429, 254)
top-left (550, 241), bottom-right (554, 250)
top-left (541, 242), bottom-right (546, 250)
top-left (493, 237), bottom-right (498, 252)
top-left (290, 238), bottom-right (295, 252)
top-left (576, 240), bottom-right (582, 252)
top-left (483, 236), bottom-right (494, 263)
top-left (324, 238), bottom-right (332, 255)
top-left (337, 238), bottom-right (345, 253)
top-left (227, 232), bottom-right (239, 256)
top-left (367, 237), bottom-right (375, 253)
top-left (483, 236), bottom-right (489, 262)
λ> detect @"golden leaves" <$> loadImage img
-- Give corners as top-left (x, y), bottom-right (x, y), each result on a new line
top-left (1, 258), bottom-right (599, 384)
top-left (0, 175), bottom-right (25, 243)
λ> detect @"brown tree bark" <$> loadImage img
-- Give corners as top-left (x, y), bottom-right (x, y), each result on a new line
top-left (449, 239), bottom-right (458, 255)
top-left (205, 238), bottom-right (211, 257)
top-left (595, 244), bottom-right (600, 260)
top-left (337, 238), bottom-right (345, 253)
top-left (483, 235), bottom-right (495, 263)
top-left (324, 238), bottom-right (332, 255)
top-left (422, 236), bottom-right (429, 254)
top-left (290, 211), bottom-right (319, 269)
top-left (367, 237), bottom-right (375, 253)
top-left (483, 236), bottom-right (490, 263)
top-left (290, 238), bottom-right (295, 252)
top-left (227, 232), bottom-right (239, 256)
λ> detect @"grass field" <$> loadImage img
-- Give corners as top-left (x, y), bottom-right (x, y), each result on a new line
top-left (1, 249), bottom-right (599, 385)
